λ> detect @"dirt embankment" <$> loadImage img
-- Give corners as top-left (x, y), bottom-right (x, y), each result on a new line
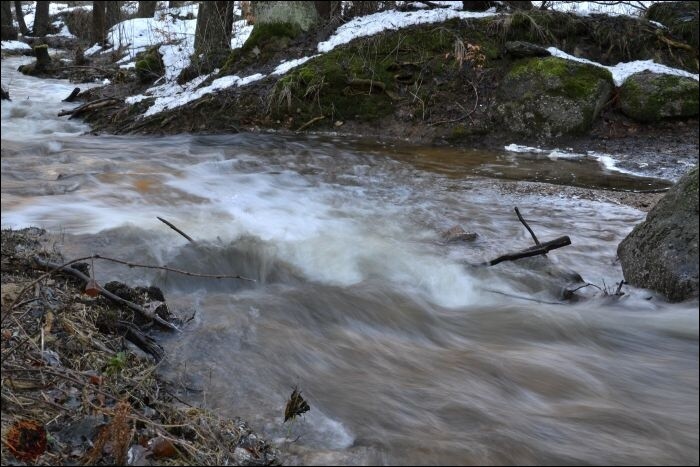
top-left (63, 7), bottom-right (696, 145)
top-left (1, 228), bottom-right (280, 466)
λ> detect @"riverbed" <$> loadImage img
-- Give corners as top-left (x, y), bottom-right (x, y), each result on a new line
top-left (2, 56), bottom-right (698, 465)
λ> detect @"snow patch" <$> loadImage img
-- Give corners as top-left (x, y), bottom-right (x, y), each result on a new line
top-left (1, 41), bottom-right (31, 51)
top-left (318, 8), bottom-right (498, 53)
top-left (272, 55), bottom-right (320, 75)
top-left (547, 47), bottom-right (700, 86)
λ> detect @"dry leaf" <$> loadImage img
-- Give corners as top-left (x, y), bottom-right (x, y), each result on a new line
top-left (284, 386), bottom-right (310, 423)
top-left (85, 279), bottom-right (100, 297)
top-left (5, 420), bottom-right (47, 461)
top-left (149, 437), bottom-right (177, 459)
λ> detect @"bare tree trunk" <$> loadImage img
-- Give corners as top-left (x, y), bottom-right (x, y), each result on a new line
top-left (14, 1), bottom-right (29, 35)
top-left (136, 1), bottom-right (157, 18)
top-left (462, 1), bottom-right (494, 11)
top-left (314, 1), bottom-right (341, 20)
top-left (92, 0), bottom-right (106, 45)
top-left (347, 1), bottom-right (379, 18)
top-left (461, 1), bottom-right (530, 10)
top-left (252, 1), bottom-right (319, 31)
top-left (1, 1), bottom-right (18, 40)
top-left (106, 1), bottom-right (122, 28)
top-left (194, 1), bottom-right (233, 56)
top-left (33, 0), bottom-right (50, 37)
top-left (503, 1), bottom-right (533, 10)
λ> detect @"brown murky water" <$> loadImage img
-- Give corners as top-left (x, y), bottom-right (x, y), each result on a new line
top-left (2, 57), bottom-right (697, 465)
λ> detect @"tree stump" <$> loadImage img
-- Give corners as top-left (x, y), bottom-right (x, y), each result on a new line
top-left (34, 44), bottom-right (52, 72)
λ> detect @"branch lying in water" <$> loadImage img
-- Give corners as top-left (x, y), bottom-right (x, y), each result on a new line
top-left (32, 255), bottom-right (180, 333)
top-left (3, 253), bottom-right (254, 327)
top-left (478, 235), bottom-right (572, 266)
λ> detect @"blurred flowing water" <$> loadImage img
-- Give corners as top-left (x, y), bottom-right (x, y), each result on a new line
top-left (2, 57), bottom-right (697, 465)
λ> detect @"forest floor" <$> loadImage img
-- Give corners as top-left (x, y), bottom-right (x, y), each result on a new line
top-left (0, 228), bottom-right (281, 466)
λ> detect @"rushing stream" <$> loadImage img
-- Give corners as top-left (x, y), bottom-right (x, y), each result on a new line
top-left (2, 56), bottom-right (698, 465)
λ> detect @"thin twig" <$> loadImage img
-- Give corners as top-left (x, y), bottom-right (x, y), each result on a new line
top-left (32, 256), bottom-right (180, 333)
top-left (514, 207), bottom-right (541, 246)
top-left (296, 115), bottom-right (325, 132)
top-left (89, 254), bottom-right (254, 281)
top-left (157, 216), bottom-right (195, 243)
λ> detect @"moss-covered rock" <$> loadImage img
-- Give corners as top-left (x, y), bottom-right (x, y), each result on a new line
top-left (619, 71), bottom-right (699, 122)
top-left (135, 47), bottom-right (164, 84)
top-left (618, 166), bottom-right (699, 302)
top-left (495, 56), bottom-right (613, 138)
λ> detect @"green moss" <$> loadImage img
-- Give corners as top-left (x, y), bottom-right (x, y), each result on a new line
top-left (243, 22), bottom-right (301, 52)
top-left (222, 22), bottom-right (302, 75)
top-left (620, 72), bottom-right (699, 122)
top-left (135, 47), bottom-right (164, 84)
top-left (266, 22), bottom-right (505, 125)
top-left (508, 57), bottom-right (612, 99)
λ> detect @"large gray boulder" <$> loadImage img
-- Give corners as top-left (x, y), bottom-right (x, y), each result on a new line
top-left (496, 57), bottom-right (614, 139)
top-left (618, 166), bottom-right (699, 302)
top-left (619, 71), bottom-right (699, 122)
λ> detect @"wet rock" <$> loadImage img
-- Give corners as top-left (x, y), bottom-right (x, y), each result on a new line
top-left (104, 281), bottom-right (140, 302)
top-left (441, 226), bottom-right (478, 242)
top-left (618, 166), bottom-right (699, 302)
top-left (504, 41), bottom-right (551, 58)
top-left (496, 57), bottom-right (613, 139)
top-left (619, 71), bottom-right (699, 122)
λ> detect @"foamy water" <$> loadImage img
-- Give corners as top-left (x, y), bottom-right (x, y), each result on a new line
top-left (2, 57), bottom-right (697, 465)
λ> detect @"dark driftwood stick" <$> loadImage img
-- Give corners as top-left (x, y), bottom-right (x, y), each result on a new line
top-left (62, 87), bottom-right (80, 102)
top-left (514, 206), bottom-right (541, 246)
top-left (58, 97), bottom-right (119, 117)
top-left (481, 235), bottom-right (571, 266)
top-left (296, 115), bottom-right (325, 132)
top-left (32, 256), bottom-right (180, 332)
top-left (157, 216), bottom-right (194, 243)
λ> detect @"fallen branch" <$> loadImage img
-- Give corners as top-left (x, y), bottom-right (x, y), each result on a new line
top-left (62, 87), bottom-right (80, 102)
top-left (87, 254), bottom-right (254, 281)
top-left (157, 216), bottom-right (194, 243)
top-left (475, 235), bottom-right (572, 267)
top-left (514, 206), bottom-right (541, 246)
top-left (347, 78), bottom-right (386, 92)
top-left (296, 115), bottom-right (325, 132)
top-left (31, 256), bottom-right (180, 333)
top-left (655, 31), bottom-right (695, 51)
top-left (3, 254), bottom-right (253, 325)
top-left (58, 97), bottom-right (120, 118)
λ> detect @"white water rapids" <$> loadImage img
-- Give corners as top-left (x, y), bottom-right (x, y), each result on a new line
top-left (2, 56), bottom-right (698, 465)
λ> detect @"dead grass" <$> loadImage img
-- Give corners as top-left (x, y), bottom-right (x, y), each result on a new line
top-left (1, 228), bottom-right (279, 466)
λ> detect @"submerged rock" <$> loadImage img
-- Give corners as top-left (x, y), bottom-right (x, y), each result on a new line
top-left (617, 166), bottom-right (699, 302)
top-left (441, 225), bottom-right (479, 243)
top-left (496, 57), bottom-right (613, 139)
top-left (619, 71), bottom-right (699, 122)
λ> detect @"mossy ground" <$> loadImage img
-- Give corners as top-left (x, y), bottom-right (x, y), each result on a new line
top-left (134, 46), bottom-right (164, 84)
top-left (507, 56), bottom-right (612, 99)
top-left (81, 10), bottom-right (698, 142)
top-left (267, 19), bottom-right (501, 129)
